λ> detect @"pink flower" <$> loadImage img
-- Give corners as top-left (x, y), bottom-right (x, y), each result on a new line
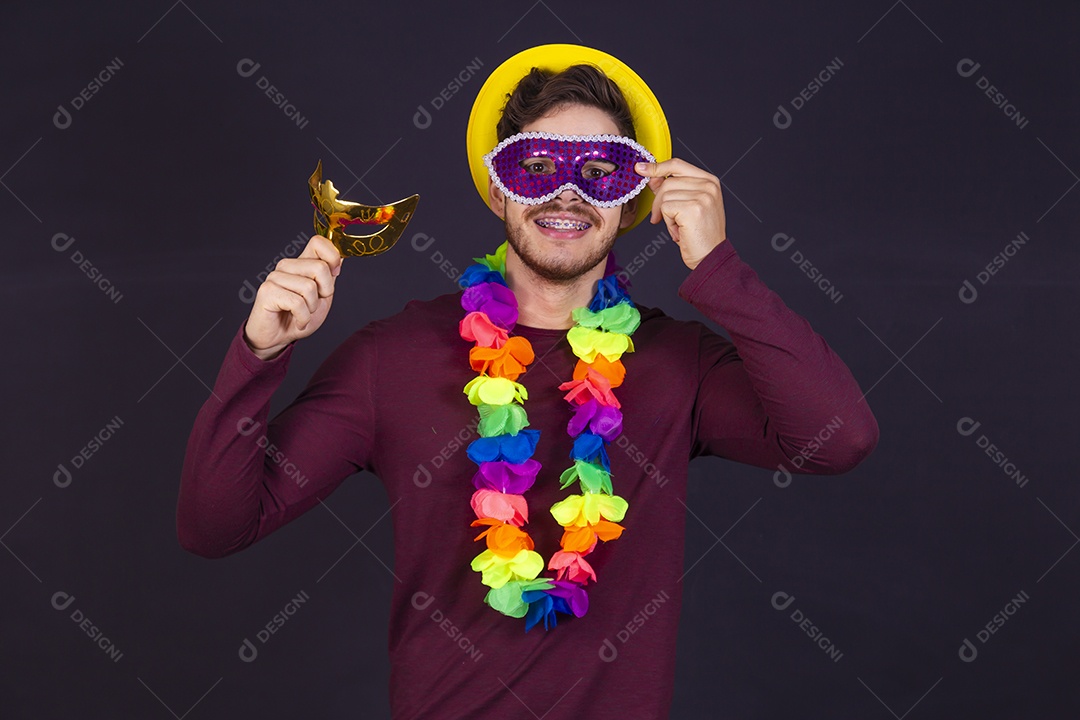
top-left (460, 311), bottom-right (508, 347)
top-left (548, 550), bottom-right (597, 585)
top-left (558, 372), bottom-right (619, 408)
top-left (471, 489), bottom-right (528, 526)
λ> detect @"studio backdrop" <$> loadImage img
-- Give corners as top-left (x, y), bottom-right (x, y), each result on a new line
top-left (3, 1), bottom-right (1077, 717)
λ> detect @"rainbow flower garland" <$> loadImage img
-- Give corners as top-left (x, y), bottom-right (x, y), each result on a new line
top-left (458, 241), bottom-right (641, 631)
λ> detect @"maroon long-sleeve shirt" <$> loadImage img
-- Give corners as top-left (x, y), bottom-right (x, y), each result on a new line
top-left (177, 238), bottom-right (878, 719)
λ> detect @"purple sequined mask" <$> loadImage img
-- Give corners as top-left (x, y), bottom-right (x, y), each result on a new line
top-left (483, 131), bottom-right (656, 208)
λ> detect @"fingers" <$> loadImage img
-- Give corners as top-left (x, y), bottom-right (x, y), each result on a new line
top-left (244, 235), bottom-right (342, 351)
top-left (655, 198), bottom-right (704, 243)
top-left (273, 256), bottom-right (336, 298)
top-left (265, 269), bottom-right (324, 317)
top-left (637, 159), bottom-right (720, 214)
top-left (647, 176), bottom-right (720, 224)
top-left (257, 280), bottom-right (313, 331)
top-left (298, 234), bottom-right (343, 276)
top-left (265, 253), bottom-right (337, 332)
top-left (260, 243), bottom-right (338, 330)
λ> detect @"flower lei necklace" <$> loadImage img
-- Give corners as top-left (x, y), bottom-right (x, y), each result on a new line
top-left (458, 241), bottom-right (641, 632)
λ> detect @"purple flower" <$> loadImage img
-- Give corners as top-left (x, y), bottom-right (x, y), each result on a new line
top-left (567, 398), bottom-right (623, 442)
top-left (472, 460), bottom-right (541, 494)
top-left (461, 282), bottom-right (518, 330)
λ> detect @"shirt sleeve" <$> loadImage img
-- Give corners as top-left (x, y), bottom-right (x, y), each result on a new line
top-left (677, 239), bottom-right (879, 474)
top-left (176, 319), bottom-right (378, 558)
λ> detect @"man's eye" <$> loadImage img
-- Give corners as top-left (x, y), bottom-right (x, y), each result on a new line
top-left (582, 162), bottom-right (617, 179)
top-left (520, 158), bottom-right (554, 174)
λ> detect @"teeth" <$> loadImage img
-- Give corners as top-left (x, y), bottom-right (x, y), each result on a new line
top-left (535, 217), bottom-right (590, 231)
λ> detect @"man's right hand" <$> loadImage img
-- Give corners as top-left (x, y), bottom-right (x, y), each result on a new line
top-left (243, 234), bottom-right (342, 361)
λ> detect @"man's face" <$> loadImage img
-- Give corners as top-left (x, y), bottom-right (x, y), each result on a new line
top-left (488, 103), bottom-right (639, 283)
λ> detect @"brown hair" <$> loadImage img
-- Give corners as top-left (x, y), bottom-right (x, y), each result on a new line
top-left (496, 63), bottom-right (636, 141)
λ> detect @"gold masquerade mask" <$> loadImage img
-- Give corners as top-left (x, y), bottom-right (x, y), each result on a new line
top-left (307, 160), bottom-right (419, 257)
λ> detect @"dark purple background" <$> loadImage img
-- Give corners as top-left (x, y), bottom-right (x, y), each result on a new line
top-left (3, 1), bottom-right (1077, 717)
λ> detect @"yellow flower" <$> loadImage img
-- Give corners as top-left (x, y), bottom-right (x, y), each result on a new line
top-left (463, 375), bottom-right (528, 406)
top-left (566, 326), bottom-right (635, 363)
top-left (470, 548), bottom-right (544, 588)
top-left (550, 492), bottom-right (628, 528)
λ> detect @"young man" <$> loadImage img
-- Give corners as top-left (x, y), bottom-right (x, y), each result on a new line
top-left (178, 44), bottom-right (878, 719)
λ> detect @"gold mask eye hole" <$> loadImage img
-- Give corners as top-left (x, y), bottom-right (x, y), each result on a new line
top-left (308, 160), bottom-right (419, 257)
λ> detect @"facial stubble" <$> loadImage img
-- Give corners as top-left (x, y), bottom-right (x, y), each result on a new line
top-left (503, 204), bottom-right (619, 284)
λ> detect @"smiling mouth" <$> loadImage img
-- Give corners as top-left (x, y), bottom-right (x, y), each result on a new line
top-left (534, 217), bottom-right (592, 231)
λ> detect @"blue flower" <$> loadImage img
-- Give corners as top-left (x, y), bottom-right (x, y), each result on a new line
top-left (588, 275), bottom-right (630, 312)
top-left (570, 432), bottom-right (611, 472)
top-left (521, 581), bottom-right (589, 632)
top-left (460, 263), bottom-right (508, 289)
top-left (467, 429), bottom-right (541, 465)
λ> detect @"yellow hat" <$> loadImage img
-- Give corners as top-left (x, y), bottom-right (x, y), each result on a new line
top-left (466, 43), bottom-right (670, 235)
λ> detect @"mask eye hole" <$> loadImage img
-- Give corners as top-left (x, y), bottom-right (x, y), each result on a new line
top-left (519, 156), bottom-right (556, 175)
top-left (581, 159), bottom-right (617, 179)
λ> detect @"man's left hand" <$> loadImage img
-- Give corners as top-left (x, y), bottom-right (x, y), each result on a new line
top-left (635, 158), bottom-right (727, 271)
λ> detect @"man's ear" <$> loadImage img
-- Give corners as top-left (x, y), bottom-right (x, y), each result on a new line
top-left (619, 196), bottom-right (639, 230)
top-left (488, 178), bottom-right (505, 220)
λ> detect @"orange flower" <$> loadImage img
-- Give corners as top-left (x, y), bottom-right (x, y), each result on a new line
top-left (559, 520), bottom-right (624, 553)
top-left (573, 356), bottom-right (625, 387)
top-left (469, 335), bottom-right (535, 380)
top-left (471, 517), bottom-right (535, 558)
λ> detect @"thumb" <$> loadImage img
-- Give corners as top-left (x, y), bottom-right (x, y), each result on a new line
top-left (636, 162), bottom-right (665, 193)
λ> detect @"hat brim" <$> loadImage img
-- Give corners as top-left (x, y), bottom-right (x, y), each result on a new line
top-left (467, 44), bottom-right (670, 235)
